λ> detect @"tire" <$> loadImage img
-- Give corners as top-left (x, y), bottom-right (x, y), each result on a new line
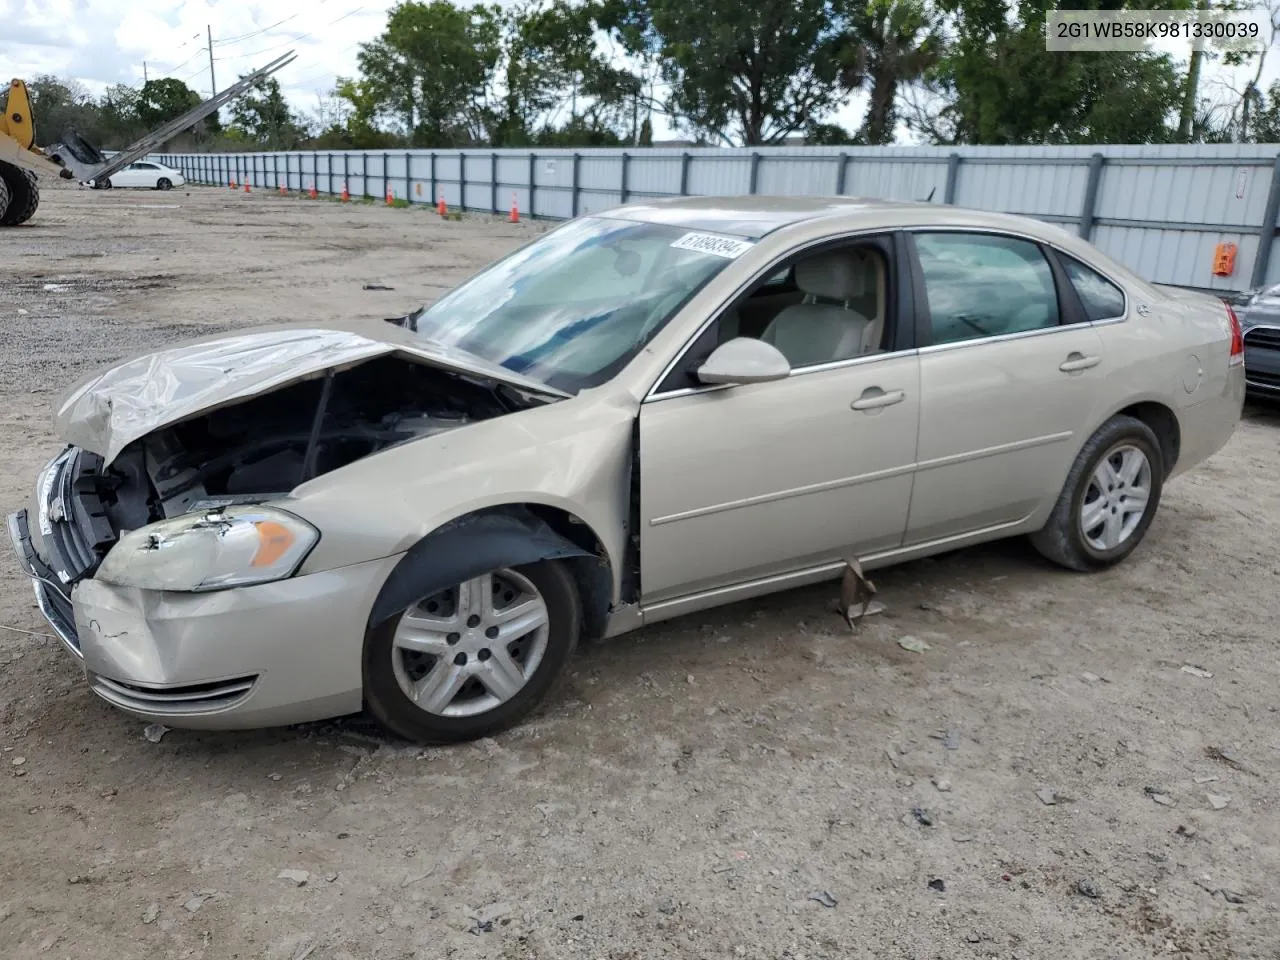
top-left (0, 174), bottom-right (10, 225)
top-left (1030, 414), bottom-right (1165, 571)
top-left (156, 178), bottom-right (172, 191)
top-left (0, 163), bottom-right (38, 226)
top-left (364, 560), bottom-right (580, 743)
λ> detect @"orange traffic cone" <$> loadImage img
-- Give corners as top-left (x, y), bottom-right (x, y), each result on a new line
top-left (278, 183), bottom-right (287, 196)
top-left (308, 182), bottom-right (318, 200)
top-left (341, 183), bottom-right (350, 202)
top-left (437, 192), bottom-right (447, 217)
top-left (385, 188), bottom-right (394, 206)
top-left (243, 179), bottom-right (251, 193)
top-left (509, 191), bottom-right (519, 223)
top-left (229, 178), bottom-right (237, 190)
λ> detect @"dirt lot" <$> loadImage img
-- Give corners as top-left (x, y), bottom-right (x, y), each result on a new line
top-left (2, 181), bottom-right (1278, 960)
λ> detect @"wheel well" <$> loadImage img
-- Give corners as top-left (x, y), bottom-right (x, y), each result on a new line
top-left (522, 504), bottom-right (614, 642)
top-left (1118, 401), bottom-right (1180, 472)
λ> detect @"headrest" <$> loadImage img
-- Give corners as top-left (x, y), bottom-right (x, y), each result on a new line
top-left (795, 250), bottom-right (874, 301)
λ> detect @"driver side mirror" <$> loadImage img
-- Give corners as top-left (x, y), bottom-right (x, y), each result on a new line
top-left (696, 337), bottom-right (791, 386)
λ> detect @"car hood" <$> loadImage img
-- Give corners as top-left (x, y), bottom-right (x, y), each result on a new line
top-left (55, 320), bottom-right (569, 465)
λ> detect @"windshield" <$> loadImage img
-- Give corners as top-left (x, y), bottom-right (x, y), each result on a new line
top-left (411, 217), bottom-right (746, 393)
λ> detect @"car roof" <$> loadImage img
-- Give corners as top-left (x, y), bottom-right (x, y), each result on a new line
top-left (602, 195), bottom-right (1069, 242)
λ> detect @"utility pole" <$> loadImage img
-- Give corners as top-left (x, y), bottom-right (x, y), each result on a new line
top-left (207, 25), bottom-right (217, 96)
top-left (143, 61), bottom-right (148, 83)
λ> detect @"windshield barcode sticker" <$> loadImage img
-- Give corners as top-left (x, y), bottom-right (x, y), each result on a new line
top-left (670, 232), bottom-right (755, 259)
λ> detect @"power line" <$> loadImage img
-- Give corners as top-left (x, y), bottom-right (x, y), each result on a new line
top-left (214, 7), bottom-right (369, 63)
top-left (211, 0), bottom-right (335, 47)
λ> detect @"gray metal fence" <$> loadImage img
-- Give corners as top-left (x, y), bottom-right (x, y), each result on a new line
top-left (160, 144), bottom-right (1280, 293)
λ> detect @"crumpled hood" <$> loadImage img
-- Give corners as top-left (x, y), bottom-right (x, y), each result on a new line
top-left (55, 324), bottom-right (567, 465)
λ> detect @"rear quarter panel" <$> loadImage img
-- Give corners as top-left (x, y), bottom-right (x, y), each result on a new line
top-left (1092, 283), bottom-right (1238, 475)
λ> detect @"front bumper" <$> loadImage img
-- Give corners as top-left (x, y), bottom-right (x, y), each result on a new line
top-left (10, 505), bottom-right (402, 729)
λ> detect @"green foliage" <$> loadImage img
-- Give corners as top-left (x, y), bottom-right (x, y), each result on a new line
top-left (839, 0), bottom-right (943, 144)
top-left (229, 77), bottom-right (310, 149)
top-left (601, 0), bottom-right (863, 144)
top-left (356, 0), bottom-right (501, 145)
top-left (912, 0), bottom-right (1187, 144)
top-left (137, 78), bottom-right (201, 128)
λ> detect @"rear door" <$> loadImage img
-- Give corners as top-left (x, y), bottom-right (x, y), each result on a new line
top-left (904, 230), bottom-right (1107, 545)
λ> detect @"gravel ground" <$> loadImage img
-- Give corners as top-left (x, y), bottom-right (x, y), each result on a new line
top-left (1, 181), bottom-right (1278, 960)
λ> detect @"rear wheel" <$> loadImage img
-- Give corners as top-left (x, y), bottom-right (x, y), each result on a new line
top-left (0, 174), bottom-right (10, 224)
top-left (1031, 415), bottom-right (1164, 571)
top-left (0, 163), bottom-right (38, 226)
top-left (364, 561), bottom-right (580, 743)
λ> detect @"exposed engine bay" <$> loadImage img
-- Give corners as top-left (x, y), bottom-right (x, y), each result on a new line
top-left (64, 356), bottom-right (543, 572)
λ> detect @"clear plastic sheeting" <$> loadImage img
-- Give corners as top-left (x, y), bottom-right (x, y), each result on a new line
top-left (54, 328), bottom-right (564, 465)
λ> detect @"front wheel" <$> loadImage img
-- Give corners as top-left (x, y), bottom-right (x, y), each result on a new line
top-left (1031, 415), bottom-right (1165, 571)
top-left (364, 561), bottom-right (580, 743)
top-left (156, 178), bottom-right (172, 191)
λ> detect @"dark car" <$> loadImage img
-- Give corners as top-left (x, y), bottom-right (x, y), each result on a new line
top-left (1235, 284), bottom-right (1280, 398)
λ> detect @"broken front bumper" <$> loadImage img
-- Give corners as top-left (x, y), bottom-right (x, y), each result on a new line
top-left (10, 505), bottom-right (403, 729)
top-left (8, 508), bottom-right (82, 658)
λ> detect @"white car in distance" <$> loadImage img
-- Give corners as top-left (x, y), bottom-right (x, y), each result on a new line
top-left (93, 161), bottom-right (186, 191)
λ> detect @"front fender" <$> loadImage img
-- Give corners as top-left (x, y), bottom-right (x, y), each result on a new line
top-left (366, 507), bottom-right (592, 629)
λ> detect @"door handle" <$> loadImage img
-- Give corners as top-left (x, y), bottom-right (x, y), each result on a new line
top-left (851, 388), bottom-right (906, 411)
top-left (1059, 352), bottom-right (1101, 373)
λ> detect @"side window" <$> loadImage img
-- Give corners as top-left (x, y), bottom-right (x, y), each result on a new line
top-left (1061, 256), bottom-right (1126, 321)
top-left (653, 238), bottom-right (892, 393)
top-left (915, 233), bottom-right (1060, 345)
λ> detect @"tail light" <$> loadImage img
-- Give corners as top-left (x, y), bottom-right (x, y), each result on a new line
top-left (1226, 303), bottom-right (1244, 366)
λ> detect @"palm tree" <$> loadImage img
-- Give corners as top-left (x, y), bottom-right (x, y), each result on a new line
top-left (844, 0), bottom-right (944, 145)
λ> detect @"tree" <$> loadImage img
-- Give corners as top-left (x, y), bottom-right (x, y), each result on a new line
top-left (1250, 81), bottom-right (1280, 141)
top-left (910, 0), bottom-right (1186, 145)
top-left (357, 0), bottom-right (501, 145)
top-left (229, 77), bottom-right (309, 148)
top-left (20, 76), bottom-right (97, 145)
top-left (600, 0), bottom-right (864, 145)
top-left (838, 0), bottom-right (943, 144)
top-left (136, 78), bottom-right (201, 128)
top-left (487, 1), bottom-right (600, 144)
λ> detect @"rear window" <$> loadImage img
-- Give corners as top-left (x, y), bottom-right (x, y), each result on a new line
top-left (1062, 256), bottom-right (1125, 321)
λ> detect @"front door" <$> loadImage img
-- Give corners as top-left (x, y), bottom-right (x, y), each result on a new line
top-left (639, 354), bottom-right (921, 602)
top-left (637, 233), bottom-right (922, 604)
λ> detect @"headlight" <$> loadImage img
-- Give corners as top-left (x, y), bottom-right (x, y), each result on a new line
top-left (95, 505), bottom-right (318, 592)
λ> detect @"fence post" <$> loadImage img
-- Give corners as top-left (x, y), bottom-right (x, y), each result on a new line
top-left (748, 152), bottom-right (761, 194)
top-left (491, 151), bottom-right (498, 213)
top-left (835, 153), bottom-right (848, 195)
top-left (944, 153), bottom-right (961, 204)
top-left (620, 151), bottom-right (630, 203)
top-left (1251, 152), bottom-right (1280, 288)
top-left (383, 151), bottom-right (390, 200)
top-left (1078, 152), bottom-right (1106, 240)
top-left (459, 151), bottom-right (466, 209)
top-left (528, 151), bottom-right (536, 216)
top-left (571, 153), bottom-right (581, 216)
top-left (429, 152), bottom-right (436, 204)
top-left (405, 151), bottom-right (412, 202)
top-left (679, 151), bottom-right (691, 195)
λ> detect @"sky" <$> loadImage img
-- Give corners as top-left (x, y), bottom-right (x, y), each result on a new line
top-left (1, 0), bottom-right (1277, 143)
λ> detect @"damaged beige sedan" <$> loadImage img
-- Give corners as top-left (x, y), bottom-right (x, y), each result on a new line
top-left (9, 197), bottom-right (1245, 743)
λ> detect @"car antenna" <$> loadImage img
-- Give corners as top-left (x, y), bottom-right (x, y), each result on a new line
top-left (923, 187), bottom-right (937, 202)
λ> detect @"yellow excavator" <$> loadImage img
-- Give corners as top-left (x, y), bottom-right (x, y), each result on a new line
top-left (0, 52), bottom-right (295, 227)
